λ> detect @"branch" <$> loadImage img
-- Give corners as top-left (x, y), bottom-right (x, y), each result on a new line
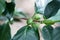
top-left (20, 18), bottom-right (41, 22)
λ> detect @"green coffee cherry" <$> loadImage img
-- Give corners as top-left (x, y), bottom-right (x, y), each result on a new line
top-left (33, 14), bottom-right (40, 20)
top-left (32, 22), bottom-right (40, 30)
top-left (32, 23), bottom-right (39, 28)
top-left (43, 19), bottom-right (55, 25)
top-left (27, 18), bottom-right (33, 25)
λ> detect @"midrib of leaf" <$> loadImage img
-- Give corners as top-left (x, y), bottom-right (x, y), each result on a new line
top-left (42, 26), bottom-right (52, 40)
top-left (16, 26), bottom-right (28, 40)
top-left (23, 26), bottom-right (28, 40)
top-left (45, 27), bottom-right (52, 40)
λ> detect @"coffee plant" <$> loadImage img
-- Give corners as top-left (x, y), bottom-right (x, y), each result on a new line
top-left (0, 0), bottom-right (60, 40)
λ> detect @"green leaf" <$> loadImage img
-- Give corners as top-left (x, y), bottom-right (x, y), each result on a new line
top-left (53, 0), bottom-right (60, 8)
top-left (0, 23), bottom-right (11, 40)
top-left (42, 26), bottom-right (60, 40)
top-left (53, 0), bottom-right (60, 2)
top-left (42, 25), bottom-right (53, 40)
top-left (34, 3), bottom-right (43, 14)
top-left (12, 25), bottom-right (40, 40)
top-left (35, 3), bottom-right (38, 13)
top-left (44, 1), bottom-right (59, 19)
top-left (53, 27), bottom-right (60, 40)
top-left (0, 0), bottom-right (5, 15)
top-left (11, 0), bottom-right (15, 2)
top-left (35, 3), bottom-right (41, 14)
top-left (48, 9), bottom-right (60, 22)
top-left (53, 0), bottom-right (60, 4)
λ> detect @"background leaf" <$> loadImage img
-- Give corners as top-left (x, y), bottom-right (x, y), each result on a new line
top-left (44, 1), bottom-right (59, 19)
top-left (53, 0), bottom-right (60, 9)
top-left (48, 9), bottom-right (60, 22)
top-left (12, 25), bottom-right (40, 40)
top-left (0, 23), bottom-right (11, 40)
top-left (0, 0), bottom-right (5, 15)
top-left (0, 16), bottom-right (8, 21)
top-left (14, 11), bottom-right (27, 18)
top-left (5, 1), bottom-right (15, 13)
top-left (1, 1), bottom-right (15, 22)
top-left (35, 3), bottom-right (39, 13)
top-left (53, 27), bottom-right (60, 40)
top-left (53, 0), bottom-right (60, 4)
top-left (2, 1), bottom-right (15, 16)
top-left (42, 25), bottom-right (53, 40)
top-left (0, 16), bottom-right (9, 24)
